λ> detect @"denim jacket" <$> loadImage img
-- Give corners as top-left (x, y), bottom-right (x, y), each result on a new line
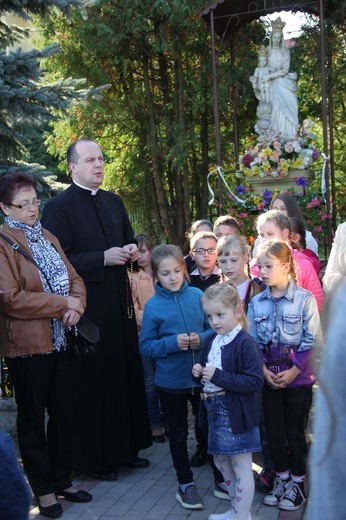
top-left (248, 280), bottom-right (321, 387)
top-left (248, 279), bottom-right (321, 352)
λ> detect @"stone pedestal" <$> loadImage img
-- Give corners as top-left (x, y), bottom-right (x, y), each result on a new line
top-left (249, 169), bottom-right (311, 194)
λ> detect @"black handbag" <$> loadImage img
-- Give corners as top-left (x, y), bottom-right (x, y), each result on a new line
top-left (65, 315), bottom-right (100, 358)
top-left (0, 232), bottom-right (100, 357)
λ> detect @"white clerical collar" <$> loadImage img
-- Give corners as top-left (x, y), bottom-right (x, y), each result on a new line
top-left (73, 180), bottom-right (99, 196)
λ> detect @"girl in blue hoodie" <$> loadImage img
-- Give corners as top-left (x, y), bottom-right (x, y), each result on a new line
top-left (140, 244), bottom-right (210, 511)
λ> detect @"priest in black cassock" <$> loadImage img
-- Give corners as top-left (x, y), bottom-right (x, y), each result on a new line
top-left (41, 139), bottom-right (152, 481)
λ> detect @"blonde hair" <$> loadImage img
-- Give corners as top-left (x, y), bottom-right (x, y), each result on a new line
top-left (190, 231), bottom-right (217, 252)
top-left (202, 281), bottom-right (248, 329)
top-left (217, 235), bottom-right (262, 300)
top-left (256, 239), bottom-right (296, 281)
top-left (256, 209), bottom-right (291, 236)
top-left (151, 244), bottom-right (189, 282)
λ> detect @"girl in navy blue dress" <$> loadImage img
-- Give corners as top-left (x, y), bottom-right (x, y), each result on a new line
top-left (192, 282), bottom-right (263, 520)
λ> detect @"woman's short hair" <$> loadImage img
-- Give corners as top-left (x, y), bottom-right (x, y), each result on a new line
top-left (0, 172), bottom-right (37, 208)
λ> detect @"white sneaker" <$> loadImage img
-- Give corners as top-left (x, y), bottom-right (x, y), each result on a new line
top-left (209, 511), bottom-right (251, 520)
top-left (209, 510), bottom-right (232, 520)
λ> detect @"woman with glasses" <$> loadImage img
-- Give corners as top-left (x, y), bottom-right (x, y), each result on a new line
top-left (0, 172), bottom-right (91, 519)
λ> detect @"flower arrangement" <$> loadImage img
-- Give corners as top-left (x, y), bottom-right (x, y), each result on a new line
top-left (239, 131), bottom-right (321, 179)
top-left (224, 180), bottom-right (331, 257)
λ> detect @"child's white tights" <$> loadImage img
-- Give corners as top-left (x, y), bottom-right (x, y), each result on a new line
top-left (214, 453), bottom-right (254, 520)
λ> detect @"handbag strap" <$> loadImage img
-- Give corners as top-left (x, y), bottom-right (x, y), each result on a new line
top-left (0, 231), bottom-right (54, 293)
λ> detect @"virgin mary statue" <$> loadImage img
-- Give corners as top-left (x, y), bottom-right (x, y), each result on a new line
top-left (254, 17), bottom-right (299, 139)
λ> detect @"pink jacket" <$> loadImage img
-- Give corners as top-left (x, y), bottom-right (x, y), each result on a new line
top-left (251, 248), bottom-right (323, 312)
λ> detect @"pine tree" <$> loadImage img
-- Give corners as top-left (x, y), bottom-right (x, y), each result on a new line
top-left (0, 0), bottom-right (107, 189)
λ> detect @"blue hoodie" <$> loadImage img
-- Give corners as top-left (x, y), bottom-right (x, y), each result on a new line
top-left (139, 281), bottom-right (210, 391)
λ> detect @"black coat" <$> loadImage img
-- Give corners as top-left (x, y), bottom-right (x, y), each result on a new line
top-left (41, 183), bottom-right (152, 472)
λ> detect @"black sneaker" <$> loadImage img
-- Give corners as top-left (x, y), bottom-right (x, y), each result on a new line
top-left (279, 480), bottom-right (306, 511)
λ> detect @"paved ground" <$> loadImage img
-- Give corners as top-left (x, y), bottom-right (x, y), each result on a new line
top-left (29, 435), bottom-right (307, 520)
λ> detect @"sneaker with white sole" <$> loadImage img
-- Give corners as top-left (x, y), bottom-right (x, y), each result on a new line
top-left (176, 485), bottom-right (204, 509)
top-left (263, 476), bottom-right (289, 507)
top-left (214, 481), bottom-right (231, 501)
top-left (279, 480), bottom-right (306, 511)
top-left (209, 510), bottom-right (232, 520)
top-left (209, 512), bottom-right (251, 520)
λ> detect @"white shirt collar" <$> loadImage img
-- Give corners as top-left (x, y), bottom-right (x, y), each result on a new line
top-left (73, 180), bottom-right (99, 196)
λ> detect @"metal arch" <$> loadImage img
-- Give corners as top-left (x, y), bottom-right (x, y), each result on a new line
top-left (202, 0), bottom-right (334, 251)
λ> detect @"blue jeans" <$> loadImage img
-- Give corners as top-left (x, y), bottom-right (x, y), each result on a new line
top-left (159, 390), bottom-right (205, 484)
top-left (141, 356), bottom-right (163, 430)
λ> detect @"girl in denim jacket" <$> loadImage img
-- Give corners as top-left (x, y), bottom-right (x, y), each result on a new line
top-left (248, 240), bottom-right (321, 513)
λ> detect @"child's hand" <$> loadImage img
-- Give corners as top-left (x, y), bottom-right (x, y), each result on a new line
top-left (192, 363), bottom-right (203, 378)
top-left (201, 366), bottom-right (216, 381)
top-left (189, 333), bottom-right (200, 350)
top-left (275, 366), bottom-right (300, 387)
top-left (264, 366), bottom-right (283, 389)
top-left (177, 333), bottom-right (190, 350)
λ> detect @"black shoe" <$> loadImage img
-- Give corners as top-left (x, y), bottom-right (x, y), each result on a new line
top-left (55, 489), bottom-right (93, 503)
top-left (87, 467), bottom-right (118, 481)
top-left (190, 448), bottom-right (208, 467)
top-left (35, 497), bottom-right (63, 519)
top-left (122, 456), bottom-right (150, 468)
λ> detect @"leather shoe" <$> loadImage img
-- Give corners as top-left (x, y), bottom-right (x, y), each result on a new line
top-left (55, 489), bottom-right (92, 503)
top-left (87, 467), bottom-right (118, 481)
top-left (35, 497), bottom-right (62, 519)
top-left (122, 456), bottom-right (150, 468)
top-left (190, 448), bottom-right (209, 467)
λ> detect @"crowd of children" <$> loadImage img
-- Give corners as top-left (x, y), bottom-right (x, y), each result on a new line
top-left (131, 191), bottom-right (329, 519)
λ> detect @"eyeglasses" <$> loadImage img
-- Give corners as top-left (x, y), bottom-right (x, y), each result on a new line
top-left (9, 199), bottom-right (41, 210)
top-left (192, 248), bottom-right (216, 255)
top-left (257, 262), bottom-right (286, 273)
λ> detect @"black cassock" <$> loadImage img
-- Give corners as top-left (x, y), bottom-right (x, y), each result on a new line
top-left (42, 183), bottom-right (152, 472)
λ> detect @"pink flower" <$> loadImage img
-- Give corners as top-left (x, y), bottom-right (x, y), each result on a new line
top-left (314, 225), bottom-right (323, 232)
top-left (284, 143), bottom-right (293, 153)
top-left (306, 198), bottom-right (321, 208)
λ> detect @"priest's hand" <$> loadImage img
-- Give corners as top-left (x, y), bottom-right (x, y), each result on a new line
top-left (104, 246), bottom-right (131, 266)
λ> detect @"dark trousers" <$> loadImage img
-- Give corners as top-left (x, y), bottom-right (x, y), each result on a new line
top-left (6, 350), bottom-right (78, 496)
top-left (159, 390), bottom-right (204, 484)
top-left (263, 385), bottom-right (312, 477)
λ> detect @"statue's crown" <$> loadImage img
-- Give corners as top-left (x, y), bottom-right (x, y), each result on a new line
top-left (271, 17), bottom-right (286, 32)
top-left (257, 45), bottom-right (268, 57)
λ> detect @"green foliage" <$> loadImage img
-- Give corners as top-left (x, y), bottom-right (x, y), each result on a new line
top-left (0, 0), bottom-right (109, 198)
